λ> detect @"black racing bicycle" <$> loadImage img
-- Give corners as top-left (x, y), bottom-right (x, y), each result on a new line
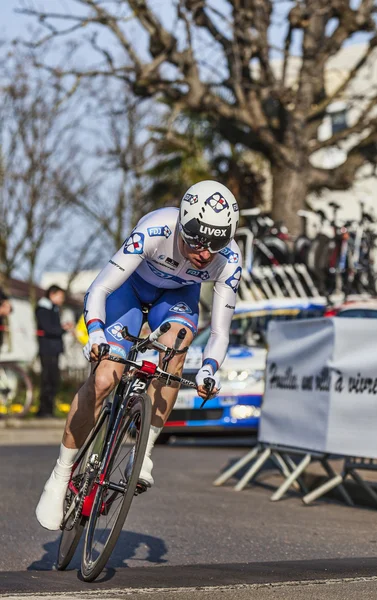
top-left (56, 321), bottom-right (213, 582)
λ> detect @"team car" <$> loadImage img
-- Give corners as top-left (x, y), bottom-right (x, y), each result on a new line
top-left (325, 298), bottom-right (377, 319)
top-left (157, 297), bottom-right (327, 442)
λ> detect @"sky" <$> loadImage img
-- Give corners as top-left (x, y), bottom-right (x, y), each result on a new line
top-left (3, 1), bottom-right (32, 39)
top-left (2, 1), bottom-right (374, 283)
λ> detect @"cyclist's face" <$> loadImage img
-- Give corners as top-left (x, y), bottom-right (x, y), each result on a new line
top-left (179, 237), bottom-right (215, 268)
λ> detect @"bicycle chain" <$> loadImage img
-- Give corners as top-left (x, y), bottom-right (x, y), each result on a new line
top-left (64, 471), bottom-right (90, 530)
top-left (72, 471), bottom-right (90, 527)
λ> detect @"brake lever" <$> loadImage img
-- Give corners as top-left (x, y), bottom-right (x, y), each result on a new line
top-left (200, 377), bottom-right (215, 408)
top-left (121, 326), bottom-right (138, 342)
top-left (93, 343), bottom-right (110, 373)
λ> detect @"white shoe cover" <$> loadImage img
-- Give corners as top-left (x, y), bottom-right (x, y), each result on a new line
top-left (126, 449), bottom-right (154, 487)
top-left (35, 471), bottom-right (68, 530)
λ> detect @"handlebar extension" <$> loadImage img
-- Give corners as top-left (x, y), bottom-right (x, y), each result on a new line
top-left (149, 321), bottom-right (170, 343)
top-left (173, 328), bottom-right (187, 351)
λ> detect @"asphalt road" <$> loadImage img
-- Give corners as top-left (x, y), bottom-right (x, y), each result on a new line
top-left (1, 438), bottom-right (377, 598)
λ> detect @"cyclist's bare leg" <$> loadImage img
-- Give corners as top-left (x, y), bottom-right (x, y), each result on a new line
top-left (36, 359), bottom-right (125, 530)
top-left (126, 322), bottom-right (194, 487)
top-left (63, 359), bottom-right (125, 449)
top-left (147, 322), bottom-right (194, 427)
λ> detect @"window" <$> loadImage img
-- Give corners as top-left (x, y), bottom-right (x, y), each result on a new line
top-left (330, 109), bottom-right (347, 134)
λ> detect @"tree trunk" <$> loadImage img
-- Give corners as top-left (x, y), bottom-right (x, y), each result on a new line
top-left (270, 164), bottom-right (309, 237)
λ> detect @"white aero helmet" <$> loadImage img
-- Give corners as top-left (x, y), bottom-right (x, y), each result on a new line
top-left (179, 180), bottom-right (239, 253)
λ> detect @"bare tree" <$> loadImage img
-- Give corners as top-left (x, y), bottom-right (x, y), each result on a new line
top-left (147, 108), bottom-right (266, 209)
top-left (52, 78), bottom-right (153, 247)
top-left (0, 42), bottom-right (93, 295)
top-left (17, 0), bottom-right (377, 233)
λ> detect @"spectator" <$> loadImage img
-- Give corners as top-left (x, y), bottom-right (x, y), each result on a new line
top-left (35, 285), bottom-right (72, 418)
top-left (0, 289), bottom-right (12, 353)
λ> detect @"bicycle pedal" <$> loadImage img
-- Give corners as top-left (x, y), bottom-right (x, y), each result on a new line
top-left (134, 481), bottom-right (150, 495)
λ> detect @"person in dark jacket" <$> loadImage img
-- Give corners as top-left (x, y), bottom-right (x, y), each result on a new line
top-left (0, 289), bottom-right (12, 353)
top-left (35, 285), bottom-right (72, 418)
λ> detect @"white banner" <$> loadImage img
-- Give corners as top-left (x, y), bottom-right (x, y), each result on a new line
top-left (259, 317), bottom-right (377, 459)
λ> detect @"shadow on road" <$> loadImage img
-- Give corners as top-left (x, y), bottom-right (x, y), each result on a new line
top-left (27, 530), bottom-right (168, 573)
top-left (3, 556), bottom-right (377, 595)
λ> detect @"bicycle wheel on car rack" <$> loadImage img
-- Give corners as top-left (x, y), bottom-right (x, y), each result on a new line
top-left (81, 392), bottom-right (152, 582)
top-left (57, 406), bottom-right (110, 570)
top-left (0, 363), bottom-right (33, 418)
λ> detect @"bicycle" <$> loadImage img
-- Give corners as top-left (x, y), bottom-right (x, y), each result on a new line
top-left (57, 320), bottom-right (213, 581)
top-left (305, 201), bottom-right (377, 298)
top-left (0, 361), bottom-right (33, 417)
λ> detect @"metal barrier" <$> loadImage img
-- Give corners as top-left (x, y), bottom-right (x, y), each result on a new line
top-left (303, 457), bottom-right (377, 506)
top-left (213, 442), bottom-right (355, 506)
top-left (238, 264), bottom-right (320, 302)
top-left (214, 317), bottom-right (377, 508)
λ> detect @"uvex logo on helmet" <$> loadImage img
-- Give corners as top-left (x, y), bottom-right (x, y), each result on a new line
top-left (199, 225), bottom-right (228, 237)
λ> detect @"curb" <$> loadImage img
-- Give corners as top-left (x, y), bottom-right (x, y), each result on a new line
top-left (0, 417), bottom-right (65, 429)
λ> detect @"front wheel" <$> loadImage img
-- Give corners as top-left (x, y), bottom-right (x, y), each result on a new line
top-left (81, 392), bottom-right (152, 582)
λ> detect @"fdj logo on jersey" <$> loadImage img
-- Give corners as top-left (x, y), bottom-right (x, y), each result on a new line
top-left (219, 247), bottom-right (239, 264)
top-left (170, 302), bottom-right (192, 314)
top-left (225, 266), bottom-right (242, 292)
top-left (186, 268), bottom-right (210, 281)
top-left (147, 225), bottom-right (172, 239)
top-left (205, 192), bottom-right (229, 213)
top-left (107, 322), bottom-right (124, 341)
top-left (123, 232), bottom-right (145, 254)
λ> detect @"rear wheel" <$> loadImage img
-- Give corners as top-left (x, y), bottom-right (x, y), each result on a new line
top-left (294, 235), bottom-right (311, 265)
top-left (81, 392), bottom-right (152, 582)
top-left (0, 363), bottom-right (33, 418)
top-left (253, 236), bottom-right (292, 266)
top-left (306, 235), bottom-right (334, 295)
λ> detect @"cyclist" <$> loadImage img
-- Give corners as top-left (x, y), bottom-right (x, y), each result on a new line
top-left (36, 180), bottom-right (242, 530)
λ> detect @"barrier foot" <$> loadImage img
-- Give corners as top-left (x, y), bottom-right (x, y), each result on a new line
top-left (270, 453), bottom-right (311, 502)
top-left (213, 445), bottom-right (261, 487)
top-left (302, 474), bottom-right (346, 505)
top-left (282, 453), bottom-right (309, 494)
top-left (272, 452), bottom-right (301, 491)
top-left (234, 448), bottom-right (272, 492)
top-left (349, 470), bottom-right (377, 506)
top-left (321, 459), bottom-right (354, 507)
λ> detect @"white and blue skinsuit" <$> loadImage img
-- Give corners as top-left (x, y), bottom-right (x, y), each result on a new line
top-left (84, 207), bottom-right (242, 374)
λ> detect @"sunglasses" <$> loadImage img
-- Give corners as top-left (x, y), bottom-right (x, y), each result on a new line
top-left (180, 230), bottom-right (228, 253)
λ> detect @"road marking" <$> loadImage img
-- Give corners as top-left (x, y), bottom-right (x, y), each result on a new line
top-left (2, 575), bottom-right (377, 598)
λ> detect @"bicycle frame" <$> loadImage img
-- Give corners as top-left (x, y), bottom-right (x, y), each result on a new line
top-left (63, 322), bottom-right (200, 525)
